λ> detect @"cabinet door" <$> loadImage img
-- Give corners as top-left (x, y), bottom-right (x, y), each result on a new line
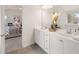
top-left (35, 29), bottom-right (40, 45)
top-left (44, 32), bottom-right (49, 53)
top-left (64, 38), bottom-right (79, 54)
top-left (39, 31), bottom-right (44, 49)
top-left (35, 29), bottom-right (50, 53)
top-left (35, 29), bottom-right (45, 50)
top-left (50, 33), bottom-right (64, 54)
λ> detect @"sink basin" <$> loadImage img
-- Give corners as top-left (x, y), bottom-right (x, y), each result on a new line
top-left (56, 29), bottom-right (73, 37)
top-left (55, 29), bottom-right (79, 41)
top-left (35, 25), bottom-right (49, 32)
top-left (41, 27), bottom-right (48, 30)
top-left (57, 29), bottom-right (79, 38)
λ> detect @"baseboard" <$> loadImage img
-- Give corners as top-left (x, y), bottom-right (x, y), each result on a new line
top-left (22, 42), bottom-right (35, 48)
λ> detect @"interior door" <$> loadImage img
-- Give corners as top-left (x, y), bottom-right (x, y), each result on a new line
top-left (0, 6), bottom-right (5, 54)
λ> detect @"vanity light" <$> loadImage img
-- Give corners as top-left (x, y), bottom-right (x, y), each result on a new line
top-left (42, 5), bottom-right (52, 9)
top-left (19, 8), bottom-right (22, 10)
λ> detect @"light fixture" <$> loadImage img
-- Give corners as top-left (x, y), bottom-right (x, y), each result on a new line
top-left (19, 7), bottom-right (22, 10)
top-left (5, 16), bottom-right (7, 19)
top-left (42, 5), bottom-right (52, 9)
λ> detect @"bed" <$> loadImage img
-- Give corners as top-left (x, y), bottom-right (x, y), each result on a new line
top-left (5, 25), bottom-right (22, 39)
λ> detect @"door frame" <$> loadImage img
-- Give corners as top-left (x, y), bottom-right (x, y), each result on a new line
top-left (0, 6), bottom-right (5, 54)
top-left (0, 5), bottom-right (23, 54)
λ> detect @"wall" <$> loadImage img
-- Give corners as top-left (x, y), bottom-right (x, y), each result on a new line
top-left (5, 10), bottom-right (22, 26)
top-left (55, 5), bottom-right (79, 28)
top-left (0, 6), bottom-right (5, 53)
top-left (0, 6), bottom-right (2, 53)
top-left (41, 5), bottom-right (68, 29)
top-left (42, 5), bottom-right (79, 29)
top-left (22, 5), bottom-right (68, 47)
top-left (5, 10), bottom-right (22, 16)
top-left (51, 5), bottom-right (68, 29)
top-left (61, 5), bottom-right (79, 11)
top-left (42, 9), bottom-right (52, 28)
top-left (22, 6), bottom-right (41, 47)
top-left (22, 5), bottom-right (79, 48)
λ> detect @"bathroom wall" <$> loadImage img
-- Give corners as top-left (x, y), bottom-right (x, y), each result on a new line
top-left (42, 9), bottom-right (52, 28)
top-left (22, 5), bottom-right (79, 48)
top-left (22, 6), bottom-right (41, 47)
top-left (22, 5), bottom-right (67, 48)
top-left (57, 5), bottom-right (79, 28)
top-left (51, 5), bottom-right (68, 29)
top-left (40, 5), bottom-right (68, 29)
top-left (42, 5), bottom-right (79, 29)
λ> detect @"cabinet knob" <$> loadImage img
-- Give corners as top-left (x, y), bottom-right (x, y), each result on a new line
top-left (59, 40), bottom-right (63, 42)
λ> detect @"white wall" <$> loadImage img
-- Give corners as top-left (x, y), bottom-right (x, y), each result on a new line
top-left (5, 10), bottom-right (22, 16)
top-left (5, 10), bottom-right (22, 26)
top-left (22, 5), bottom-right (79, 48)
top-left (42, 9), bottom-right (51, 28)
top-left (0, 6), bottom-right (2, 53)
top-left (22, 6), bottom-right (41, 47)
top-left (42, 5), bottom-right (79, 29)
top-left (22, 5), bottom-right (69, 48)
top-left (41, 5), bottom-right (68, 29)
top-left (0, 6), bottom-right (5, 53)
top-left (61, 5), bottom-right (79, 11)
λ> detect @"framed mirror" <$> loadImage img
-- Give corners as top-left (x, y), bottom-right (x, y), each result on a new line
top-left (67, 10), bottom-right (79, 24)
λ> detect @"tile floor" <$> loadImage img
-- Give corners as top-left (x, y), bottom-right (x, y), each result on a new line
top-left (5, 37), bottom-right (22, 53)
top-left (6, 44), bottom-right (47, 54)
top-left (5, 37), bottom-right (46, 54)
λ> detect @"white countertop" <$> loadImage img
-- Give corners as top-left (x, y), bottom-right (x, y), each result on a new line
top-left (35, 26), bottom-right (79, 41)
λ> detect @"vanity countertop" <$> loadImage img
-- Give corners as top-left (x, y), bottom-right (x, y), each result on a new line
top-left (35, 26), bottom-right (79, 41)
top-left (56, 29), bottom-right (79, 42)
top-left (35, 25), bottom-right (49, 32)
top-left (56, 29), bottom-right (73, 37)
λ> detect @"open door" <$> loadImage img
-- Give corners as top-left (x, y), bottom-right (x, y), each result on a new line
top-left (0, 6), bottom-right (5, 54)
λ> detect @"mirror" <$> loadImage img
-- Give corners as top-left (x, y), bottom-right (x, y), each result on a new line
top-left (67, 10), bottom-right (79, 24)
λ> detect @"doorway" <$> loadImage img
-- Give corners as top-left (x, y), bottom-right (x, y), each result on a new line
top-left (4, 5), bottom-right (23, 53)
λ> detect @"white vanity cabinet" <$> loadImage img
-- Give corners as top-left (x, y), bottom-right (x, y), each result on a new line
top-left (64, 37), bottom-right (79, 54)
top-left (35, 27), bottom-right (79, 54)
top-left (35, 29), bottom-right (44, 49)
top-left (50, 33), bottom-right (64, 54)
top-left (35, 28), bottom-right (40, 46)
top-left (55, 34), bottom-right (79, 54)
top-left (43, 31), bottom-right (50, 53)
top-left (35, 28), bottom-right (50, 53)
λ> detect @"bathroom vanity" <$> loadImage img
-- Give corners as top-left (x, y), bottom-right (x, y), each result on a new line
top-left (34, 26), bottom-right (79, 54)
